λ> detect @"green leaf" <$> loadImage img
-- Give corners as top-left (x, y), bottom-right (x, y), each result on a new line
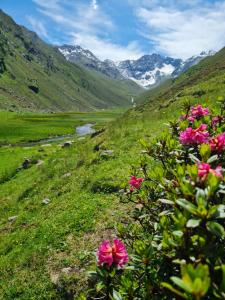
top-left (186, 218), bottom-right (201, 228)
top-left (96, 282), bottom-right (105, 293)
top-left (171, 277), bottom-right (192, 294)
top-left (199, 144), bottom-right (211, 161)
top-left (112, 289), bottom-right (123, 300)
top-left (176, 198), bottom-right (198, 214)
top-left (162, 282), bottom-right (188, 299)
top-left (207, 155), bottom-right (218, 164)
top-left (206, 221), bottom-right (225, 238)
top-left (211, 205), bottom-right (225, 219)
top-left (158, 199), bottom-right (174, 205)
top-left (189, 154), bottom-right (200, 163)
top-left (220, 265), bottom-right (225, 292)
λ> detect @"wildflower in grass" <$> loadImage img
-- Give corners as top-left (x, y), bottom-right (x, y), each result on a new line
top-left (198, 163), bottom-right (223, 181)
top-left (179, 124), bottom-right (209, 145)
top-left (212, 116), bottom-right (221, 127)
top-left (129, 175), bottom-right (144, 191)
top-left (209, 133), bottom-right (225, 153)
top-left (190, 105), bottom-right (209, 118)
top-left (97, 239), bottom-right (128, 268)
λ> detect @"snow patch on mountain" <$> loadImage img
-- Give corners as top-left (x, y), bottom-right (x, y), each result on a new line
top-left (58, 45), bottom-right (215, 88)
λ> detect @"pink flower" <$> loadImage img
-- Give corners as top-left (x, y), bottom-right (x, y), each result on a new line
top-left (198, 163), bottom-right (211, 179)
top-left (179, 124), bottom-right (209, 145)
top-left (212, 116), bottom-right (222, 127)
top-left (198, 163), bottom-right (223, 181)
top-left (180, 105), bottom-right (209, 123)
top-left (97, 239), bottom-right (129, 268)
top-left (129, 176), bottom-right (144, 190)
top-left (191, 105), bottom-right (209, 118)
top-left (187, 116), bottom-right (195, 123)
top-left (209, 133), bottom-right (225, 153)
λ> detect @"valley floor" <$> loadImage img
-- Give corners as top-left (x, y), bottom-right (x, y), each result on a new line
top-left (0, 98), bottom-right (221, 299)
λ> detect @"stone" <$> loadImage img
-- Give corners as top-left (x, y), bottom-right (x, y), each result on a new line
top-left (42, 198), bottom-right (51, 205)
top-left (61, 267), bottom-right (72, 274)
top-left (100, 150), bottom-right (114, 157)
top-left (8, 215), bottom-right (17, 222)
top-left (62, 172), bottom-right (72, 178)
top-left (36, 160), bottom-right (44, 166)
top-left (22, 158), bottom-right (31, 169)
top-left (62, 141), bottom-right (73, 148)
top-left (41, 144), bottom-right (52, 147)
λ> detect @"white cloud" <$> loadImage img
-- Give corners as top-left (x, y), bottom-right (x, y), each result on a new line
top-left (32, 0), bottom-right (143, 61)
top-left (92, 0), bottom-right (98, 10)
top-left (136, 1), bottom-right (225, 58)
top-left (71, 33), bottom-right (143, 61)
top-left (27, 15), bottom-right (48, 38)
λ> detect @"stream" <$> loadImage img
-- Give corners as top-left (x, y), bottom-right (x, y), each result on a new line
top-left (3, 124), bottom-right (95, 147)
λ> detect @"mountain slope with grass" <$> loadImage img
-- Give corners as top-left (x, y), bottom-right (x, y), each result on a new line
top-left (1, 32), bottom-right (225, 299)
top-left (0, 10), bottom-right (143, 112)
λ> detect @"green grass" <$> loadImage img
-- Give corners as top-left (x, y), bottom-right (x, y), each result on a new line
top-left (0, 109), bottom-right (124, 145)
top-left (0, 109), bottom-right (124, 185)
top-left (0, 98), bottom-right (223, 299)
top-left (0, 103), bottom-right (194, 299)
top-left (1, 45), bottom-right (225, 299)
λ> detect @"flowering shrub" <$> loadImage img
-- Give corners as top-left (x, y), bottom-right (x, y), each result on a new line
top-left (86, 102), bottom-right (225, 299)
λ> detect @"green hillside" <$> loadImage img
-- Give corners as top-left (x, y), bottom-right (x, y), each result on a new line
top-left (0, 10), bottom-right (143, 112)
top-left (1, 18), bottom-right (225, 299)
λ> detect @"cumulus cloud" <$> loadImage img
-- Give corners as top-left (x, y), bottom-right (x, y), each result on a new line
top-left (136, 1), bottom-right (225, 58)
top-left (32, 0), bottom-right (143, 61)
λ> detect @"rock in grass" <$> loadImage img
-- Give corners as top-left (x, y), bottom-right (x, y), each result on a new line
top-left (36, 160), bottom-right (44, 166)
top-left (62, 172), bottom-right (72, 178)
top-left (22, 158), bottom-right (31, 169)
top-left (100, 150), bottom-right (114, 157)
top-left (61, 267), bottom-right (72, 274)
top-left (8, 215), bottom-right (18, 222)
top-left (62, 141), bottom-right (73, 148)
top-left (42, 198), bottom-right (51, 205)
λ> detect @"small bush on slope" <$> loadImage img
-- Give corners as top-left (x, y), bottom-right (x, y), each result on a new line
top-left (86, 101), bottom-right (225, 299)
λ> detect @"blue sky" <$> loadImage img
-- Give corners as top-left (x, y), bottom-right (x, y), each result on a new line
top-left (1, 0), bottom-right (225, 61)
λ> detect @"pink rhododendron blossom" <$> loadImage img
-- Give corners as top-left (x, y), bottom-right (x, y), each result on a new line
top-left (129, 176), bottom-right (144, 191)
top-left (179, 124), bottom-right (209, 145)
top-left (190, 105), bottom-right (209, 118)
top-left (198, 163), bottom-right (223, 181)
top-left (187, 116), bottom-right (195, 123)
top-left (209, 133), bottom-right (225, 153)
top-left (180, 105), bottom-right (209, 123)
top-left (97, 239), bottom-right (128, 268)
top-left (212, 116), bottom-right (222, 127)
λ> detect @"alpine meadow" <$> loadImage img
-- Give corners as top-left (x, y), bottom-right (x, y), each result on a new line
top-left (1, 2), bottom-right (225, 300)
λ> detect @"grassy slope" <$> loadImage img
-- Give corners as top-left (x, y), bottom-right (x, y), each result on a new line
top-left (0, 10), bottom-right (143, 112)
top-left (1, 49), bottom-right (225, 298)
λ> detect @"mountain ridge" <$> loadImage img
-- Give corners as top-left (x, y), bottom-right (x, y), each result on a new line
top-left (58, 44), bottom-right (214, 88)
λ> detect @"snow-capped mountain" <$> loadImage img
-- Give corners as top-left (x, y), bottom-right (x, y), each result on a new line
top-left (58, 45), bottom-right (215, 88)
top-left (58, 45), bottom-right (123, 79)
top-left (116, 54), bottom-right (182, 87)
